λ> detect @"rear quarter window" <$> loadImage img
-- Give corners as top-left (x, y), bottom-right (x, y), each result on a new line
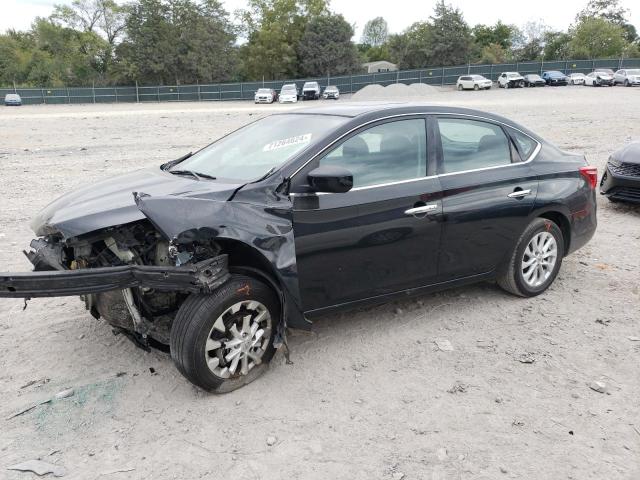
top-left (508, 129), bottom-right (538, 159)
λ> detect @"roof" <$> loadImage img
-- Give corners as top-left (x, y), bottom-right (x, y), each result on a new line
top-left (282, 102), bottom-right (512, 122)
top-left (362, 60), bottom-right (397, 67)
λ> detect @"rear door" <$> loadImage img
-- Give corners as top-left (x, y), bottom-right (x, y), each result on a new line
top-left (432, 115), bottom-right (540, 281)
top-left (291, 117), bottom-right (443, 312)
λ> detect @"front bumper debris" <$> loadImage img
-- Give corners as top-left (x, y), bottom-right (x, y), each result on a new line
top-left (0, 255), bottom-right (229, 299)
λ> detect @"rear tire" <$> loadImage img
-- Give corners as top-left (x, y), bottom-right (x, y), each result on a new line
top-left (497, 218), bottom-right (565, 297)
top-left (170, 275), bottom-right (280, 393)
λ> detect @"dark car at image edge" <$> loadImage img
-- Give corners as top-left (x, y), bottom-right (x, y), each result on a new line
top-left (0, 103), bottom-right (598, 392)
top-left (600, 142), bottom-right (640, 203)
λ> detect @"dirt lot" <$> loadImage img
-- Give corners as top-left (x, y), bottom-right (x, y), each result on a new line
top-left (1, 87), bottom-right (639, 480)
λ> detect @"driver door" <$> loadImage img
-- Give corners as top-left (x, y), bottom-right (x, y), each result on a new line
top-left (290, 117), bottom-right (443, 314)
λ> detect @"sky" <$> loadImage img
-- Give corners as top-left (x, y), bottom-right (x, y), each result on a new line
top-left (2, 0), bottom-right (639, 39)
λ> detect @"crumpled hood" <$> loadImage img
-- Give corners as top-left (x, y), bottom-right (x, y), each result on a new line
top-left (31, 167), bottom-right (243, 238)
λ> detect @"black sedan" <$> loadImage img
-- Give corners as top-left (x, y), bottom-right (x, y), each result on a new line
top-left (542, 71), bottom-right (569, 86)
top-left (601, 142), bottom-right (640, 203)
top-left (0, 104), bottom-right (598, 392)
top-left (523, 74), bottom-right (546, 87)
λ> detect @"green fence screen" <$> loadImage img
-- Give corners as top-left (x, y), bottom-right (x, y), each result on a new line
top-left (3, 57), bottom-right (639, 105)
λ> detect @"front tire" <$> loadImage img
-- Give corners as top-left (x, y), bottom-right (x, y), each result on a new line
top-left (497, 218), bottom-right (564, 297)
top-left (170, 275), bottom-right (280, 393)
top-left (474, 84), bottom-right (479, 91)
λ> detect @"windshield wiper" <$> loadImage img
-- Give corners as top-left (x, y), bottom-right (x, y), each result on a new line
top-left (169, 170), bottom-right (217, 181)
top-left (161, 151), bottom-right (193, 170)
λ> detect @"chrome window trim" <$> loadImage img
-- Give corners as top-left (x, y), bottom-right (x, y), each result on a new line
top-left (288, 111), bottom-right (541, 194)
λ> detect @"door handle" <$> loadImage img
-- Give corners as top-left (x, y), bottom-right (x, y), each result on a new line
top-left (507, 189), bottom-right (532, 199)
top-left (404, 204), bottom-right (438, 216)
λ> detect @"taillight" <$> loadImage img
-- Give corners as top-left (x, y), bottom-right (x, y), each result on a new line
top-left (579, 166), bottom-right (598, 189)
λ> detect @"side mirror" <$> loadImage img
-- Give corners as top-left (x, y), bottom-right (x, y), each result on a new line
top-left (307, 165), bottom-right (353, 193)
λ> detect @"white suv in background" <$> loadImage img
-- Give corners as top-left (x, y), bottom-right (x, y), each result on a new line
top-left (613, 69), bottom-right (640, 87)
top-left (497, 72), bottom-right (524, 88)
top-left (254, 88), bottom-right (275, 104)
top-left (456, 75), bottom-right (492, 91)
top-left (278, 84), bottom-right (299, 103)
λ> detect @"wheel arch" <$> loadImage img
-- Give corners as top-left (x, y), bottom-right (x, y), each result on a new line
top-left (214, 237), bottom-right (311, 331)
top-left (215, 237), bottom-right (284, 299)
top-left (536, 210), bottom-right (571, 255)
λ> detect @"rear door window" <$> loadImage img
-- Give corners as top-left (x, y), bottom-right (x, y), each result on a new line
top-left (436, 117), bottom-right (513, 174)
top-left (319, 119), bottom-right (427, 188)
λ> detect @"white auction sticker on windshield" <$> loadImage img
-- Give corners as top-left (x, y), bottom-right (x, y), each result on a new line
top-left (263, 133), bottom-right (312, 152)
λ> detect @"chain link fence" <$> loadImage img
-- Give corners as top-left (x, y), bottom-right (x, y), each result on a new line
top-left (3, 57), bottom-right (639, 105)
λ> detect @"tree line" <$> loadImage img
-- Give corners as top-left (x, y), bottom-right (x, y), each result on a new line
top-left (0, 0), bottom-right (638, 88)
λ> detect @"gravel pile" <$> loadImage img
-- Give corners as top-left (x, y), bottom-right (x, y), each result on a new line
top-left (352, 82), bottom-right (440, 101)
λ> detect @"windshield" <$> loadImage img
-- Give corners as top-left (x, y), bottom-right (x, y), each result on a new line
top-left (326, 86), bottom-right (337, 91)
top-left (281, 85), bottom-right (296, 92)
top-left (171, 114), bottom-right (347, 182)
top-left (303, 83), bottom-right (317, 88)
top-left (257, 89), bottom-right (271, 94)
top-left (548, 71), bottom-right (563, 76)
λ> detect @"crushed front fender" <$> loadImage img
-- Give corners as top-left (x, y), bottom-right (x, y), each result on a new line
top-left (0, 256), bottom-right (229, 298)
top-left (133, 182), bottom-right (310, 330)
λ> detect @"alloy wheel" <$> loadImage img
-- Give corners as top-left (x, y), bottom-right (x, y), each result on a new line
top-left (204, 300), bottom-right (272, 379)
top-left (521, 232), bottom-right (558, 288)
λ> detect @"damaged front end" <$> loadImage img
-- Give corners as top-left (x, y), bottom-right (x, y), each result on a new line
top-left (2, 220), bottom-right (230, 346)
top-left (0, 167), bottom-right (307, 351)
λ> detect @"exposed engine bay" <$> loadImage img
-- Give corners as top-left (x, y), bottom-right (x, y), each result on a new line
top-left (23, 220), bottom-right (227, 348)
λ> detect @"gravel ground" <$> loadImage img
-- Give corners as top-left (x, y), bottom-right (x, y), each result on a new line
top-left (1, 86), bottom-right (639, 480)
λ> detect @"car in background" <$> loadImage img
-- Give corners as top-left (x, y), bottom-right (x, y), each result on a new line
top-left (4, 93), bottom-right (21, 106)
top-left (0, 103), bottom-right (598, 393)
top-left (278, 84), bottom-right (299, 103)
top-left (323, 85), bottom-right (340, 100)
top-left (498, 72), bottom-right (525, 89)
top-left (600, 142), bottom-right (640, 203)
top-left (584, 71), bottom-right (614, 87)
top-left (456, 75), bottom-right (492, 91)
top-left (254, 88), bottom-right (277, 104)
top-left (523, 74), bottom-right (545, 87)
top-left (302, 81), bottom-right (321, 100)
top-left (568, 73), bottom-right (586, 85)
top-left (594, 68), bottom-right (615, 77)
top-left (613, 69), bottom-right (640, 87)
top-left (542, 71), bottom-right (569, 86)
